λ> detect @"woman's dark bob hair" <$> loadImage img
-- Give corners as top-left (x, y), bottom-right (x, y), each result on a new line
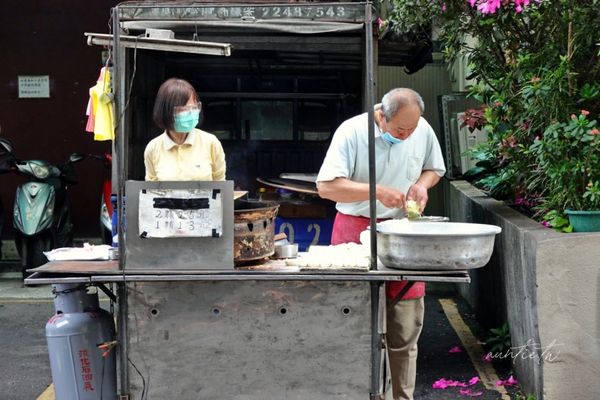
top-left (152, 78), bottom-right (199, 131)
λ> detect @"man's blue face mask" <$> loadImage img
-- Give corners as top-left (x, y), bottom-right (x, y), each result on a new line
top-left (381, 131), bottom-right (405, 145)
top-left (173, 110), bottom-right (200, 133)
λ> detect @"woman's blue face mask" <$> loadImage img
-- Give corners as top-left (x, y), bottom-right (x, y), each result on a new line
top-left (381, 131), bottom-right (405, 145)
top-left (173, 110), bottom-right (200, 133)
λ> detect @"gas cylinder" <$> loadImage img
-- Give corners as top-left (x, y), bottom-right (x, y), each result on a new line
top-left (45, 283), bottom-right (117, 400)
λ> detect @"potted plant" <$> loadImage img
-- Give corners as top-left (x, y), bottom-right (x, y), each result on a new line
top-left (530, 110), bottom-right (600, 231)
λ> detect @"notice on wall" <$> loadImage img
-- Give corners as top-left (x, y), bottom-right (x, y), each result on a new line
top-left (18, 75), bottom-right (50, 98)
top-left (138, 189), bottom-right (223, 238)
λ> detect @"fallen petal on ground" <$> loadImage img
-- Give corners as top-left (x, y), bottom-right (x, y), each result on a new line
top-left (432, 378), bottom-right (472, 389)
top-left (468, 376), bottom-right (480, 386)
top-left (459, 388), bottom-right (484, 397)
top-left (449, 346), bottom-right (463, 353)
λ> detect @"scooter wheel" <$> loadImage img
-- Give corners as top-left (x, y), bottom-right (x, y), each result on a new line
top-left (20, 233), bottom-right (53, 279)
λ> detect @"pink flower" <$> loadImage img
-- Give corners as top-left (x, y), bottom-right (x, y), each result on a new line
top-left (571, 114), bottom-right (577, 120)
top-left (514, 0), bottom-right (532, 11)
top-left (590, 128), bottom-right (600, 135)
top-left (468, 0), bottom-right (477, 7)
top-left (581, 109), bottom-right (590, 116)
top-left (477, 0), bottom-right (502, 14)
top-left (449, 346), bottom-right (463, 353)
top-left (442, 2), bottom-right (447, 12)
top-left (515, 0), bottom-right (531, 5)
top-left (482, 352), bottom-right (493, 363)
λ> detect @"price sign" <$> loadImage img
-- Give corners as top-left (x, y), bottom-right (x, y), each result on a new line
top-left (138, 189), bottom-right (223, 238)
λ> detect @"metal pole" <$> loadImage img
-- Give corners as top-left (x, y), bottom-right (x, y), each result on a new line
top-left (365, 4), bottom-right (377, 272)
top-left (112, 5), bottom-right (129, 397)
top-left (365, 4), bottom-right (382, 398)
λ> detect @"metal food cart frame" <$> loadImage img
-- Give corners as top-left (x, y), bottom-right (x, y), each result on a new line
top-left (26, 2), bottom-right (469, 399)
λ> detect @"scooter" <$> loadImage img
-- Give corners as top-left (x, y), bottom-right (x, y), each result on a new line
top-left (0, 138), bottom-right (16, 261)
top-left (88, 153), bottom-right (113, 245)
top-left (12, 152), bottom-right (85, 278)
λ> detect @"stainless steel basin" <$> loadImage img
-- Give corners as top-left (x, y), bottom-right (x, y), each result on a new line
top-left (376, 221), bottom-right (502, 270)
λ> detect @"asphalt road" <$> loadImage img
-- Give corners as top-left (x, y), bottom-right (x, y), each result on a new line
top-left (0, 300), bottom-right (53, 400)
top-left (0, 270), bottom-right (522, 400)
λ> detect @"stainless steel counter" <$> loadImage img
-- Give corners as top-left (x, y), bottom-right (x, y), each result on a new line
top-left (24, 259), bottom-right (470, 285)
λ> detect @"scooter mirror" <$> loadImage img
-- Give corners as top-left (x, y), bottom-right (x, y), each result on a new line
top-left (69, 153), bottom-right (85, 163)
top-left (0, 138), bottom-right (13, 155)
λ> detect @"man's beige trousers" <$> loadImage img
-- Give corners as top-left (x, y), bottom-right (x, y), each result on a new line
top-left (386, 296), bottom-right (425, 400)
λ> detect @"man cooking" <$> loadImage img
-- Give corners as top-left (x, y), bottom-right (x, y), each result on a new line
top-left (316, 88), bottom-right (446, 400)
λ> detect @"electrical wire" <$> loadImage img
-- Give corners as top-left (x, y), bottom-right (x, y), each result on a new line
top-left (128, 357), bottom-right (147, 400)
top-left (114, 34), bottom-right (141, 132)
top-left (99, 354), bottom-right (105, 399)
top-left (131, 298), bottom-right (151, 400)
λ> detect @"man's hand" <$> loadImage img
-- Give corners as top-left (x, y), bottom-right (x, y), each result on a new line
top-left (406, 183), bottom-right (428, 213)
top-left (376, 185), bottom-right (406, 209)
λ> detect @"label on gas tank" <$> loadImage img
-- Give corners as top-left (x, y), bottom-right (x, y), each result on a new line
top-left (138, 189), bottom-right (223, 238)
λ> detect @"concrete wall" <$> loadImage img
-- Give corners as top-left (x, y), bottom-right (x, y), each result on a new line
top-left (447, 180), bottom-right (600, 400)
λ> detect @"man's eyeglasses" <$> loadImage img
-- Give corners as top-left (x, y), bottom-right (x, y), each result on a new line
top-left (174, 102), bottom-right (202, 114)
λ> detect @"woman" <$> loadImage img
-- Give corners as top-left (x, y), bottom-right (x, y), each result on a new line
top-left (144, 78), bottom-right (226, 181)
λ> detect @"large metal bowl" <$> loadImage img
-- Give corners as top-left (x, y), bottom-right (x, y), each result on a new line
top-left (377, 221), bottom-right (501, 270)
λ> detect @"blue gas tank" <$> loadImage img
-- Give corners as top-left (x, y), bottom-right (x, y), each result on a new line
top-left (45, 284), bottom-right (117, 400)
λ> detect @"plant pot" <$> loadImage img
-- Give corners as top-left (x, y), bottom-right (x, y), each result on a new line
top-left (565, 210), bottom-right (600, 232)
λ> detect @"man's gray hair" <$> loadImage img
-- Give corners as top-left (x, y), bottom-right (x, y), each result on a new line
top-left (380, 88), bottom-right (424, 121)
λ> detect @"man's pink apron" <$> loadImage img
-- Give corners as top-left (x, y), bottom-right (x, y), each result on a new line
top-left (330, 212), bottom-right (425, 300)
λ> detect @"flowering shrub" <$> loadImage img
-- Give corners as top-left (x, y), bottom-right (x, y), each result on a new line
top-left (385, 0), bottom-right (600, 229)
top-left (530, 111), bottom-right (600, 212)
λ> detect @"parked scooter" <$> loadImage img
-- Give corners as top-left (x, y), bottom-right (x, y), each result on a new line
top-left (88, 153), bottom-right (113, 245)
top-left (12, 152), bottom-right (85, 278)
top-left (0, 138), bottom-right (16, 261)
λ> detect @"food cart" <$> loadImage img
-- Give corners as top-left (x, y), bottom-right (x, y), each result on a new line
top-left (25, 2), bottom-right (487, 399)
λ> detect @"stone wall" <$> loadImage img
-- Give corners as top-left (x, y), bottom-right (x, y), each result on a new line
top-left (446, 180), bottom-right (600, 400)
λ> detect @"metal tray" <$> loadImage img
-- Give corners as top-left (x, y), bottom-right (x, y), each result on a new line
top-left (376, 221), bottom-right (501, 270)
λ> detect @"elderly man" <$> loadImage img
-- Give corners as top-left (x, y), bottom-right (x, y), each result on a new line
top-left (316, 88), bottom-right (446, 400)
